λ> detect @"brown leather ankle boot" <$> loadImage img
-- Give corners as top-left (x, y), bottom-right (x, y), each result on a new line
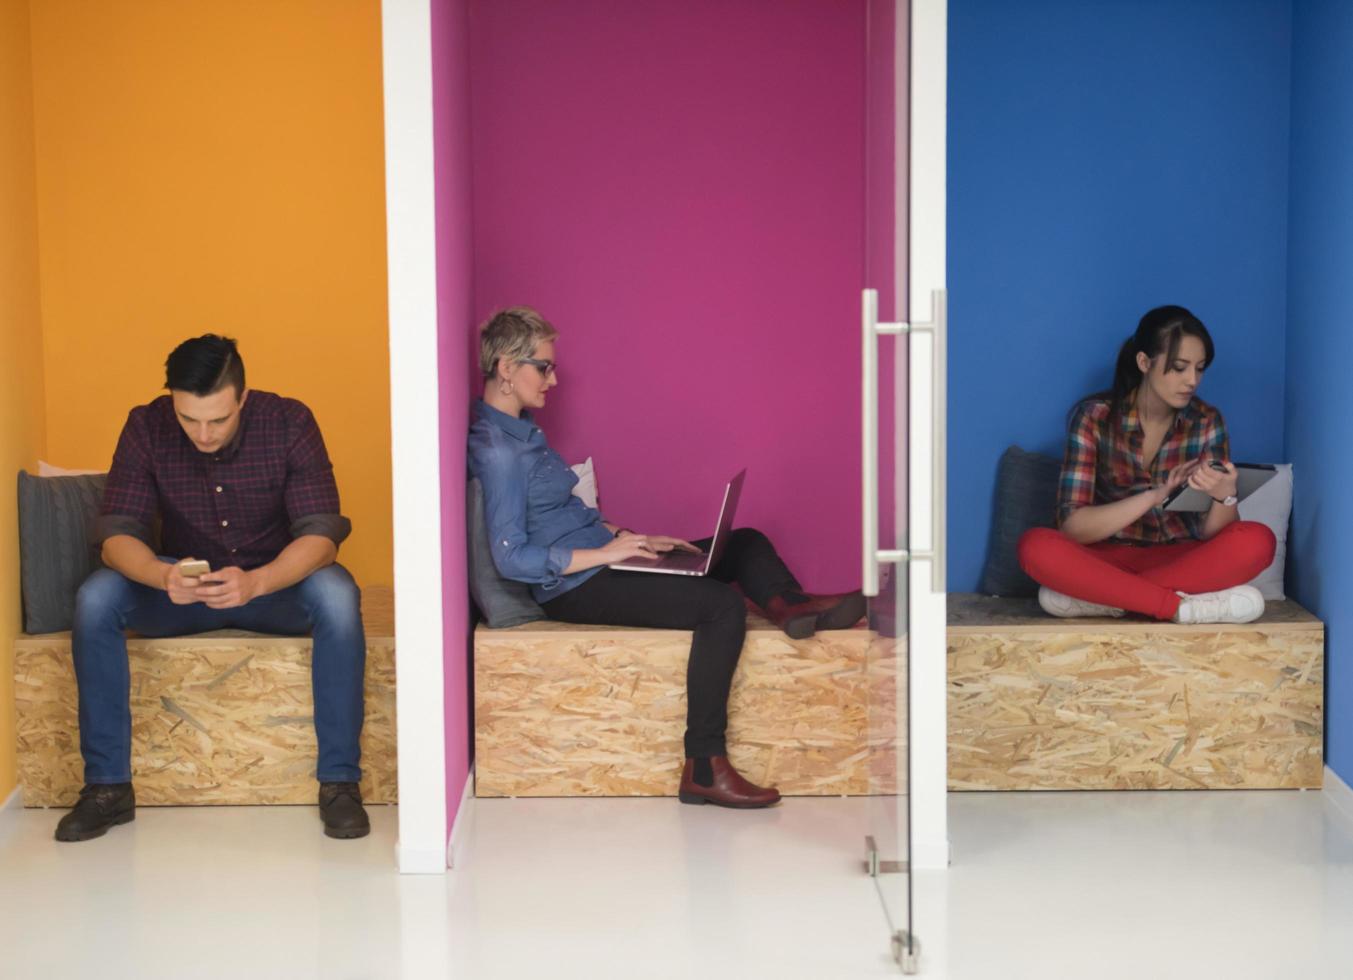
top-left (763, 591), bottom-right (866, 639)
top-left (678, 756), bottom-right (781, 808)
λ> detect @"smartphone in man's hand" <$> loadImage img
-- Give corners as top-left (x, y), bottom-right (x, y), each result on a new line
top-left (179, 559), bottom-right (210, 579)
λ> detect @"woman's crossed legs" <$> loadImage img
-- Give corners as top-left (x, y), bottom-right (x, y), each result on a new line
top-left (1018, 521), bottom-right (1276, 620)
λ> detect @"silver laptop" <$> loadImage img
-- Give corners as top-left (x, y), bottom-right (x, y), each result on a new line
top-left (609, 469), bottom-right (745, 576)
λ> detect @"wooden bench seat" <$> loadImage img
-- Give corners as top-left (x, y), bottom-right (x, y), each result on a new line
top-left (947, 594), bottom-right (1324, 790)
top-left (473, 613), bottom-right (892, 798)
top-left (13, 587), bottom-right (397, 807)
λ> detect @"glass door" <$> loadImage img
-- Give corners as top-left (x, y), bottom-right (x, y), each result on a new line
top-left (862, 0), bottom-right (914, 971)
top-left (862, 0), bottom-right (947, 971)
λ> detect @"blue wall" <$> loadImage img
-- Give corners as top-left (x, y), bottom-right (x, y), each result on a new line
top-left (948, 0), bottom-right (1293, 591)
top-left (1286, 0), bottom-right (1353, 786)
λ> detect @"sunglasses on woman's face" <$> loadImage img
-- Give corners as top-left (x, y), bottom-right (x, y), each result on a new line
top-left (518, 357), bottom-right (557, 379)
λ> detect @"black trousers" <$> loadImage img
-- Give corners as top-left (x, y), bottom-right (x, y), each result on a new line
top-left (540, 527), bottom-right (803, 757)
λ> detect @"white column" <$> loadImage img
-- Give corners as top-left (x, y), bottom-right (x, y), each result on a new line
top-left (908, 0), bottom-right (949, 873)
top-left (382, 0), bottom-right (448, 874)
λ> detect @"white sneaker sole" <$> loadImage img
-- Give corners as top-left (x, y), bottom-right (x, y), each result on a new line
top-left (1038, 587), bottom-right (1126, 619)
top-left (1175, 586), bottom-right (1266, 625)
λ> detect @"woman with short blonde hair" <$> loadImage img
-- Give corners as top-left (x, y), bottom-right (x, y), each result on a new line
top-left (467, 307), bottom-right (864, 809)
top-left (478, 307), bottom-right (559, 384)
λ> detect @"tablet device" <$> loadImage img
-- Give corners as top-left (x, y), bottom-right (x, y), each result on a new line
top-left (1163, 462), bottom-right (1277, 512)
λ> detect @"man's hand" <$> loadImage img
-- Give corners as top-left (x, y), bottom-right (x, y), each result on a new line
top-left (196, 567), bottom-right (262, 610)
top-left (164, 559), bottom-right (206, 605)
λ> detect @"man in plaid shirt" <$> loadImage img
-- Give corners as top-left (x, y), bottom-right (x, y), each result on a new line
top-left (56, 335), bottom-right (369, 843)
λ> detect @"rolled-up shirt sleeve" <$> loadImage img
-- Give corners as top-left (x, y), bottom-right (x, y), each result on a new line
top-left (1056, 402), bottom-right (1102, 527)
top-left (472, 441), bottom-right (571, 589)
top-left (283, 404), bottom-right (352, 547)
top-left (1200, 413), bottom-right (1231, 464)
top-left (95, 409), bottom-right (158, 547)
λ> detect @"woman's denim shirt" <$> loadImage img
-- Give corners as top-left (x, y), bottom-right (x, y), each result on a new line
top-left (468, 400), bottom-right (615, 602)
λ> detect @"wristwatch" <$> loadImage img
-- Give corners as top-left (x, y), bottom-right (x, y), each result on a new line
top-left (1213, 493), bottom-right (1239, 507)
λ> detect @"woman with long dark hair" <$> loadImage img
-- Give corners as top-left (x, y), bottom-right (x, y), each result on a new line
top-left (1018, 306), bottom-right (1276, 623)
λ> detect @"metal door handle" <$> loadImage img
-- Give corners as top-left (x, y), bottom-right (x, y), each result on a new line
top-left (861, 288), bottom-right (946, 596)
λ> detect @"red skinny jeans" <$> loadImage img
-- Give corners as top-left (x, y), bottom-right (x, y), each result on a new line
top-left (1017, 521), bottom-right (1277, 620)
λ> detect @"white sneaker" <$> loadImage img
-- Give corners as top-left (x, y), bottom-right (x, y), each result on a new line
top-left (1038, 587), bottom-right (1126, 619)
top-left (1173, 585), bottom-right (1266, 624)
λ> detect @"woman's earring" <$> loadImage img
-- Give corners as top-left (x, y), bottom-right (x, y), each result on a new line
top-left (498, 378), bottom-right (514, 396)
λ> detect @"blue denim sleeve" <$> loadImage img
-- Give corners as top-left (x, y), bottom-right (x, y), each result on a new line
top-left (470, 438), bottom-right (572, 587)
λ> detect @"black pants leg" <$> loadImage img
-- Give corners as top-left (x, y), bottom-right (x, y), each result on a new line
top-left (541, 526), bottom-right (802, 757)
top-left (697, 526), bottom-right (804, 609)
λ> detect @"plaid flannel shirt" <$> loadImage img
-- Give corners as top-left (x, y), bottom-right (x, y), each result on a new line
top-left (1056, 395), bottom-right (1229, 545)
top-left (96, 391), bottom-right (351, 570)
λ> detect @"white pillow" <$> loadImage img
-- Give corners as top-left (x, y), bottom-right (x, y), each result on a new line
top-left (1238, 463), bottom-right (1292, 601)
top-left (37, 460), bottom-right (105, 477)
top-left (570, 457), bottom-right (599, 510)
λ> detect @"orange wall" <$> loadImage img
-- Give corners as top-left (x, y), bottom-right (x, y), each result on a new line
top-left (28, 0), bottom-right (392, 586)
top-left (0, 0), bottom-right (48, 798)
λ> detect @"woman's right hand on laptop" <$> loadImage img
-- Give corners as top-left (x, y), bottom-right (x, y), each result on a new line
top-left (615, 531), bottom-right (702, 555)
top-left (603, 533), bottom-right (661, 562)
top-left (643, 535), bottom-right (702, 555)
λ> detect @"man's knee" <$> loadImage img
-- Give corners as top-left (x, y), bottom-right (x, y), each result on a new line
top-left (297, 564), bottom-right (362, 623)
top-left (73, 569), bottom-right (137, 630)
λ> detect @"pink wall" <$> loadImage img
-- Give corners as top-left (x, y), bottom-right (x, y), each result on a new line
top-left (467, 0), bottom-right (869, 591)
top-left (432, 0), bottom-right (472, 836)
top-left (867, 0), bottom-right (902, 554)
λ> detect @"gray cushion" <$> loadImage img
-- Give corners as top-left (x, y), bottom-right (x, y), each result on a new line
top-left (978, 446), bottom-right (1062, 598)
top-left (17, 471), bottom-right (108, 634)
top-left (467, 478), bottom-right (546, 628)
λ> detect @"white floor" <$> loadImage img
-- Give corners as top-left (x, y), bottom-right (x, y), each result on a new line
top-left (1, 790), bottom-right (1351, 979)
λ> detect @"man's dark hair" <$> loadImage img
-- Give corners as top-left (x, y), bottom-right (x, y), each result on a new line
top-left (164, 334), bottom-right (246, 398)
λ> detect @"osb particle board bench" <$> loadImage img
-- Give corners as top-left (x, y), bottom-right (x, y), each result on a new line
top-left (947, 593), bottom-right (1324, 791)
top-left (14, 586), bottom-right (397, 807)
top-left (473, 612), bottom-right (896, 798)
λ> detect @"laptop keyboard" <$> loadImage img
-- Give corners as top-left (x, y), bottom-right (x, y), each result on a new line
top-left (659, 551), bottom-right (707, 570)
top-left (624, 550), bottom-right (707, 571)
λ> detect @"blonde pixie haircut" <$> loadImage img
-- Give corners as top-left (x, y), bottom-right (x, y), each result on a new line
top-left (479, 307), bottom-right (559, 381)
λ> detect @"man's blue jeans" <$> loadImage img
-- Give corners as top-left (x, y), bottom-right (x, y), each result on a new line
top-left (71, 562), bottom-right (366, 785)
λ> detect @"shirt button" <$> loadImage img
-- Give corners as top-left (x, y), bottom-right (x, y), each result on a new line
top-left (215, 486), bottom-right (223, 493)
top-left (221, 520), bottom-right (229, 527)
top-left (230, 548), bottom-right (237, 554)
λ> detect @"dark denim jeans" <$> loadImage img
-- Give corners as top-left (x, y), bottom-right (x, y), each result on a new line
top-left (71, 562), bottom-right (366, 785)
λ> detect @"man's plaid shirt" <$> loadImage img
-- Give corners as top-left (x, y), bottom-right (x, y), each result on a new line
top-left (1056, 395), bottom-right (1229, 545)
top-left (96, 391), bottom-right (351, 570)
